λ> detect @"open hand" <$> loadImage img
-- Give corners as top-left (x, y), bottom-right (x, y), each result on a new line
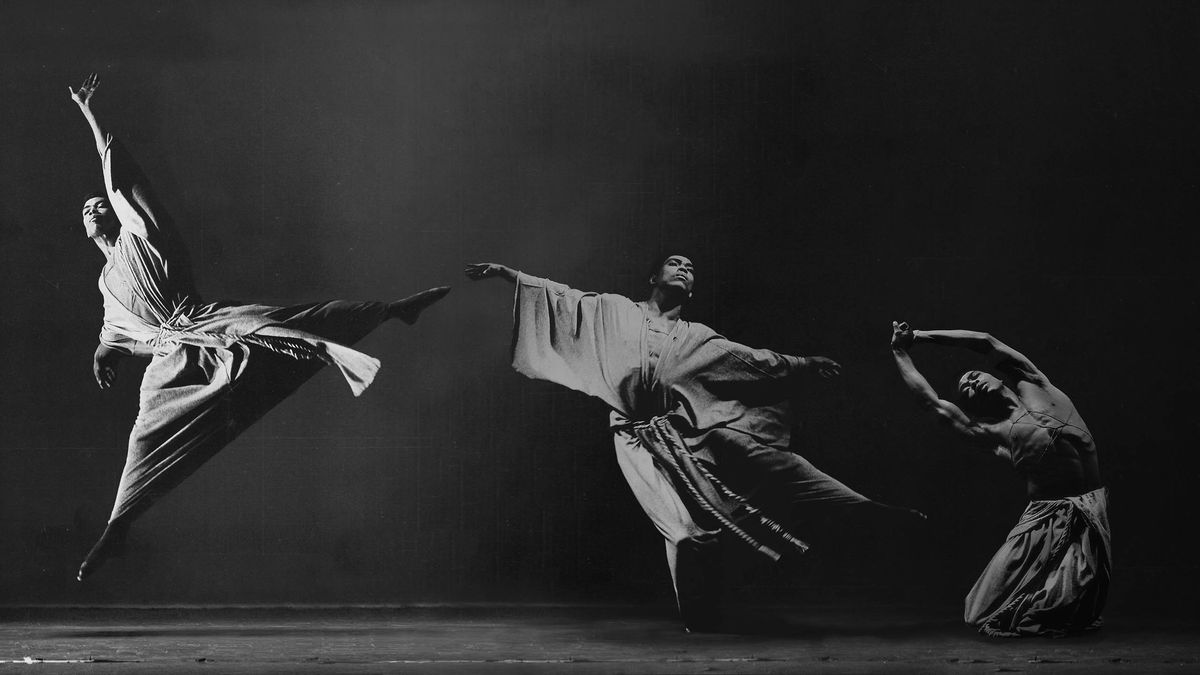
top-left (891, 320), bottom-right (915, 350)
top-left (69, 73), bottom-right (99, 108)
top-left (806, 356), bottom-right (841, 379)
top-left (93, 343), bottom-right (121, 390)
top-left (463, 262), bottom-right (512, 281)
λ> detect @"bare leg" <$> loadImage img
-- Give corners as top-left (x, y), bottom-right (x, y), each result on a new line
top-left (77, 518), bottom-right (130, 582)
top-left (388, 286), bottom-right (452, 324)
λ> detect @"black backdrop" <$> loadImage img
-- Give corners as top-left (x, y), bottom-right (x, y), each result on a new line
top-left (1, 1), bottom-right (1196, 611)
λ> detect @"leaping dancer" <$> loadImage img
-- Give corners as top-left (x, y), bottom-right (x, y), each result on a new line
top-left (71, 74), bottom-right (450, 581)
top-left (465, 256), bottom-right (924, 631)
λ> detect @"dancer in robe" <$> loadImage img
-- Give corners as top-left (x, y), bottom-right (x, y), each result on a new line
top-left (889, 321), bottom-right (1109, 637)
top-left (465, 256), bottom-right (923, 631)
top-left (71, 74), bottom-right (451, 581)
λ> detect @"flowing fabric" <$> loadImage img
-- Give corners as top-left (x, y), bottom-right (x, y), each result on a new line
top-left (617, 415), bottom-right (810, 562)
top-left (964, 487), bottom-right (1111, 637)
top-left (94, 135), bottom-right (388, 523)
top-left (97, 136), bottom-right (380, 394)
top-left (512, 274), bottom-right (880, 561)
top-left (512, 274), bottom-right (800, 449)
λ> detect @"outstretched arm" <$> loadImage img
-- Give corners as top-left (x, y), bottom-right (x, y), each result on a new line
top-left (464, 262), bottom-right (519, 284)
top-left (69, 73), bottom-right (109, 156)
top-left (891, 322), bottom-right (998, 447)
top-left (910, 327), bottom-right (1046, 384)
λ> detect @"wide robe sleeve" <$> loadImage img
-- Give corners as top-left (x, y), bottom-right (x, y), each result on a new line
top-left (666, 332), bottom-right (810, 450)
top-left (511, 273), bottom-right (641, 416)
top-left (100, 134), bottom-right (181, 249)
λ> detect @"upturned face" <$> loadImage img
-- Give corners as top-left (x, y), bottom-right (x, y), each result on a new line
top-left (651, 255), bottom-right (695, 294)
top-left (957, 370), bottom-right (1003, 402)
top-left (82, 196), bottom-right (118, 239)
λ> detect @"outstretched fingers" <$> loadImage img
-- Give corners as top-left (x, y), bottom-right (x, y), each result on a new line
top-left (70, 73), bottom-right (100, 104)
top-left (465, 262), bottom-right (505, 280)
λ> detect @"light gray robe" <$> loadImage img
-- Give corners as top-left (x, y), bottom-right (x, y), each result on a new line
top-left (511, 273), bottom-right (878, 564)
top-left (95, 135), bottom-right (387, 523)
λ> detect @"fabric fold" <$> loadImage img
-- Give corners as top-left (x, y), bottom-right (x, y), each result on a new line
top-left (964, 487), bottom-right (1111, 637)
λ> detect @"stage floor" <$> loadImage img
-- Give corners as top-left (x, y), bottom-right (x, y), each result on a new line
top-left (1, 604), bottom-right (1197, 673)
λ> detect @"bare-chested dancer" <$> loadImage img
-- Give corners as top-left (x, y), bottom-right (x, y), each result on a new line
top-left (890, 321), bottom-right (1109, 636)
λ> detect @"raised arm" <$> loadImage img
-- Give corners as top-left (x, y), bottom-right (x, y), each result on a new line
top-left (69, 73), bottom-right (109, 156)
top-left (464, 262), bottom-right (519, 284)
top-left (910, 327), bottom-right (1046, 384)
top-left (891, 322), bottom-right (1000, 449)
top-left (69, 74), bottom-right (179, 245)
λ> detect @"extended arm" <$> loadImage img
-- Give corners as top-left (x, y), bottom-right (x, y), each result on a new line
top-left (464, 262), bottom-right (519, 284)
top-left (69, 73), bottom-right (109, 156)
top-left (69, 74), bottom-right (177, 244)
top-left (891, 322), bottom-right (997, 446)
top-left (911, 328), bottom-right (1046, 384)
top-left (709, 337), bottom-right (841, 382)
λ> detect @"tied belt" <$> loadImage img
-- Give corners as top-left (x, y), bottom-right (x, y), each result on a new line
top-left (613, 414), bottom-right (809, 561)
top-left (150, 306), bottom-right (200, 355)
top-left (149, 305), bottom-right (329, 365)
top-left (610, 412), bottom-right (674, 433)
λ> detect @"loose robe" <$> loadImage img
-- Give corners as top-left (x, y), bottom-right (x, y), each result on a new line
top-left (964, 488), bottom-right (1111, 637)
top-left (95, 135), bottom-right (387, 523)
top-left (511, 273), bottom-right (879, 564)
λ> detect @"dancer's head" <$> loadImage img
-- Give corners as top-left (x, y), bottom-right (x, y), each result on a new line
top-left (81, 191), bottom-right (118, 239)
top-left (955, 370), bottom-right (1011, 421)
top-left (647, 252), bottom-right (695, 301)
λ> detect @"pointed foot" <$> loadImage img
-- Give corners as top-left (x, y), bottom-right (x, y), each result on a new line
top-left (390, 286), bottom-right (452, 325)
top-left (76, 522), bottom-right (128, 582)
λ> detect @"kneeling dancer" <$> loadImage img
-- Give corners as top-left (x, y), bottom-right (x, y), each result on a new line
top-left (890, 321), bottom-right (1109, 637)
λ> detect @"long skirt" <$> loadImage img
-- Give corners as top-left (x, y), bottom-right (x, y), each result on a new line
top-left (108, 300), bottom-right (389, 523)
top-left (964, 487), bottom-right (1111, 637)
top-left (610, 413), bottom-right (886, 624)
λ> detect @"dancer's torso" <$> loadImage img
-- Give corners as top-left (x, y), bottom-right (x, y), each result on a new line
top-left (99, 230), bottom-right (201, 345)
top-left (1003, 386), bottom-right (1101, 500)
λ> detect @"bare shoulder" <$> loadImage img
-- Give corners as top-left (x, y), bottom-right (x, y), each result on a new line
top-left (1016, 379), bottom-right (1072, 412)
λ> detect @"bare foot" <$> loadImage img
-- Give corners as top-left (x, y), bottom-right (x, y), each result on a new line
top-left (389, 286), bottom-right (452, 325)
top-left (77, 521), bottom-right (129, 582)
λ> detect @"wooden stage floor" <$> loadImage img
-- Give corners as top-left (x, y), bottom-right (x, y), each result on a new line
top-left (1, 604), bottom-right (1197, 673)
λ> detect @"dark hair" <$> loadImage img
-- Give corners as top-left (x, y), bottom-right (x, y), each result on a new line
top-left (647, 251), bottom-right (694, 278)
top-left (82, 190), bottom-right (107, 205)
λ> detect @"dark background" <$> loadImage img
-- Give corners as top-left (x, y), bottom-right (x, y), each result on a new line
top-left (1, 1), bottom-right (1196, 614)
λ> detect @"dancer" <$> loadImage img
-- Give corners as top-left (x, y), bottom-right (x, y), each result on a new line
top-left (465, 256), bottom-right (922, 631)
top-left (889, 321), bottom-right (1110, 637)
top-left (71, 74), bottom-right (450, 581)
